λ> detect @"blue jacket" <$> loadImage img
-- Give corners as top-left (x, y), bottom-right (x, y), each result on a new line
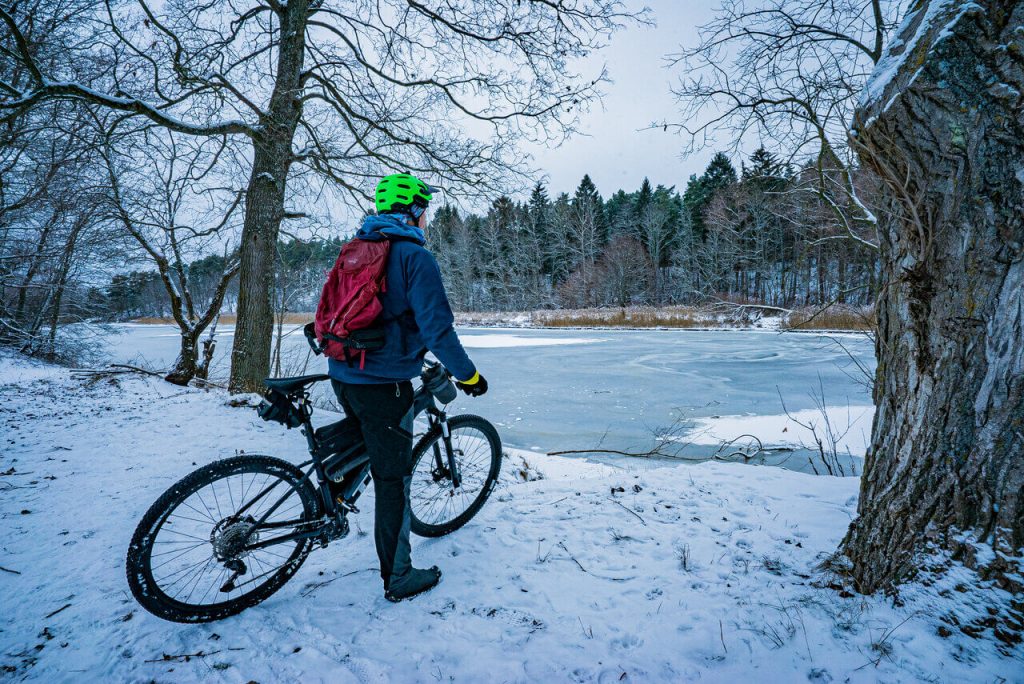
top-left (327, 213), bottom-right (477, 385)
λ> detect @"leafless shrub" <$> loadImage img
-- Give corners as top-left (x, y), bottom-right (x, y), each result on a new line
top-left (511, 454), bottom-right (544, 483)
top-left (778, 379), bottom-right (860, 477)
top-left (678, 544), bottom-right (692, 572)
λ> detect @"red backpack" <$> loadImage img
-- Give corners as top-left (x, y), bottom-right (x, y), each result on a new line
top-left (313, 238), bottom-right (390, 368)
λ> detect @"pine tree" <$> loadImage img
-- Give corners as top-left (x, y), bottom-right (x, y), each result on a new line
top-left (603, 189), bottom-right (634, 240)
top-left (528, 182), bottom-right (556, 280)
top-left (566, 175), bottom-right (606, 299)
top-left (429, 204), bottom-right (458, 244)
top-left (528, 181), bottom-right (550, 214)
top-left (550, 192), bottom-right (573, 286)
top-left (634, 177), bottom-right (653, 233)
top-left (682, 152), bottom-right (737, 242)
top-left (573, 174), bottom-right (607, 245)
top-left (743, 147), bottom-right (781, 181)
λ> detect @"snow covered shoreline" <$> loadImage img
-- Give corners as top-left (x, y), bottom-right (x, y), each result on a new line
top-left (1, 353), bottom-right (1018, 682)
top-left (126, 305), bottom-right (874, 335)
top-left (451, 306), bottom-right (874, 335)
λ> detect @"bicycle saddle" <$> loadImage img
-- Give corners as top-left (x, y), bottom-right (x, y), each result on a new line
top-left (263, 374), bottom-right (330, 394)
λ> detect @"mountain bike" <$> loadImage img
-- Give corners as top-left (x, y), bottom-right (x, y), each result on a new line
top-left (126, 360), bottom-right (502, 623)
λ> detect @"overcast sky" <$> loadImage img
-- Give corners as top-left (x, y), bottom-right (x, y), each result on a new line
top-left (520, 1), bottom-right (719, 199)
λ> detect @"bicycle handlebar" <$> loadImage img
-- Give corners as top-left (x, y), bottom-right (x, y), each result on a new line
top-left (303, 322), bottom-right (324, 356)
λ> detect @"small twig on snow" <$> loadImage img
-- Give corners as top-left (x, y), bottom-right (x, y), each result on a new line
top-left (558, 541), bottom-right (588, 573)
top-left (609, 498), bottom-right (647, 526)
top-left (557, 541), bottom-right (634, 582)
top-left (44, 603), bottom-right (72, 618)
top-left (299, 568), bottom-right (375, 597)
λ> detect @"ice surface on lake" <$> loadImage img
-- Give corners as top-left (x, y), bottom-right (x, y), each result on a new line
top-left (101, 325), bottom-right (876, 475)
top-left (459, 333), bottom-right (606, 348)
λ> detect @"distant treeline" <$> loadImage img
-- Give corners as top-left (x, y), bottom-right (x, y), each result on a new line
top-left (430, 148), bottom-right (878, 311)
top-left (92, 147), bottom-right (877, 320)
top-left (96, 239), bottom-right (344, 321)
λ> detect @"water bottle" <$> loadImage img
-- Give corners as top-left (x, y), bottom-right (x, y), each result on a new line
top-left (421, 362), bottom-right (457, 404)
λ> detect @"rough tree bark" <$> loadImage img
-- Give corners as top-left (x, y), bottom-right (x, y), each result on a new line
top-left (840, 0), bottom-right (1024, 595)
top-left (228, 0), bottom-right (308, 393)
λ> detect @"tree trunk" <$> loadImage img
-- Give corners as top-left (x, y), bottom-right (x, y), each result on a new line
top-left (165, 332), bottom-right (200, 386)
top-left (14, 209), bottom-right (57, 322)
top-left (228, 1), bottom-right (308, 393)
top-left (167, 261), bottom-right (238, 386)
top-left (837, 252), bottom-right (847, 304)
top-left (43, 215), bottom-right (84, 357)
top-left (195, 313), bottom-right (223, 382)
top-left (840, 0), bottom-right (1024, 598)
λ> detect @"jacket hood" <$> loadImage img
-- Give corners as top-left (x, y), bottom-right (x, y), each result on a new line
top-left (357, 213), bottom-right (426, 245)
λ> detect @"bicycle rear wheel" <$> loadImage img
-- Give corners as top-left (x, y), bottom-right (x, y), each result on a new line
top-left (409, 414), bottom-right (502, 537)
top-left (126, 455), bottom-right (321, 623)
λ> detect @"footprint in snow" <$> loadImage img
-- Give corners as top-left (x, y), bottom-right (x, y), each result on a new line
top-left (610, 633), bottom-right (643, 651)
top-left (470, 606), bottom-right (544, 632)
top-left (342, 655), bottom-right (390, 684)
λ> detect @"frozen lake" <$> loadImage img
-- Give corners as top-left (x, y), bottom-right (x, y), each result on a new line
top-left (102, 324), bottom-right (876, 475)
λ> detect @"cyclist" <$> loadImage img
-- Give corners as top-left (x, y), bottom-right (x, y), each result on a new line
top-left (328, 173), bottom-right (488, 602)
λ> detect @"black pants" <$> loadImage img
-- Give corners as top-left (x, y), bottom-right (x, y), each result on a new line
top-left (331, 379), bottom-right (415, 588)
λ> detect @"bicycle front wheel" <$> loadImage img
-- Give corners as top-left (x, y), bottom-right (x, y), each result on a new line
top-left (126, 455), bottom-right (321, 623)
top-left (409, 414), bottom-right (502, 537)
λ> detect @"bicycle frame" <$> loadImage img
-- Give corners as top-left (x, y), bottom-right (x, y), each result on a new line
top-left (237, 380), bottom-right (457, 553)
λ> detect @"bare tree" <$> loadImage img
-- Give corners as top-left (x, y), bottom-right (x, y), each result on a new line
top-left (562, 177), bottom-right (605, 305)
top-left (595, 235), bottom-right (651, 307)
top-left (427, 205), bottom-right (476, 310)
top-left (635, 185), bottom-right (680, 301)
top-left (667, 0), bottom-right (899, 250)
top-left (1, 0), bottom-right (647, 391)
top-left (0, 0), bottom-right (108, 356)
top-left (838, 0), bottom-right (1024, 607)
top-left (271, 237), bottom-right (336, 376)
top-left (99, 124), bottom-right (241, 385)
top-left (0, 100), bottom-right (113, 359)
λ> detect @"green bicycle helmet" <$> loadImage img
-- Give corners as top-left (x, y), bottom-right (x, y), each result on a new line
top-left (375, 173), bottom-right (435, 214)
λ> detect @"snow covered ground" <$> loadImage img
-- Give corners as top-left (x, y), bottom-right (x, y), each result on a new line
top-left (1, 353), bottom-right (1019, 682)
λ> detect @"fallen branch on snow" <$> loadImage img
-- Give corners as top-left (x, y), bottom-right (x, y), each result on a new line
top-left (557, 541), bottom-right (634, 582)
top-left (144, 648), bottom-right (244, 664)
top-left (44, 603), bottom-right (71, 618)
top-left (71, 364), bottom-right (165, 380)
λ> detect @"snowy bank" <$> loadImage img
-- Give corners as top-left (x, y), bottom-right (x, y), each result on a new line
top-left (0, 354), bottom-right (1018, 682)
top-left (687, 406), bottom-right (874, 459)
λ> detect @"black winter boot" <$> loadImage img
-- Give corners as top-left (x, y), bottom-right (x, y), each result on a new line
top-left (385, 566), bottom-right (442, 602)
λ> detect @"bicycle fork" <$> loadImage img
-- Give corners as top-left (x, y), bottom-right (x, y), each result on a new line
top-left (430, 412), bottom-right (462, 489)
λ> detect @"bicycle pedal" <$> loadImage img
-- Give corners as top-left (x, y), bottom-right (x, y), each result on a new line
top-left (336, 496), bottom-right (359, 514)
